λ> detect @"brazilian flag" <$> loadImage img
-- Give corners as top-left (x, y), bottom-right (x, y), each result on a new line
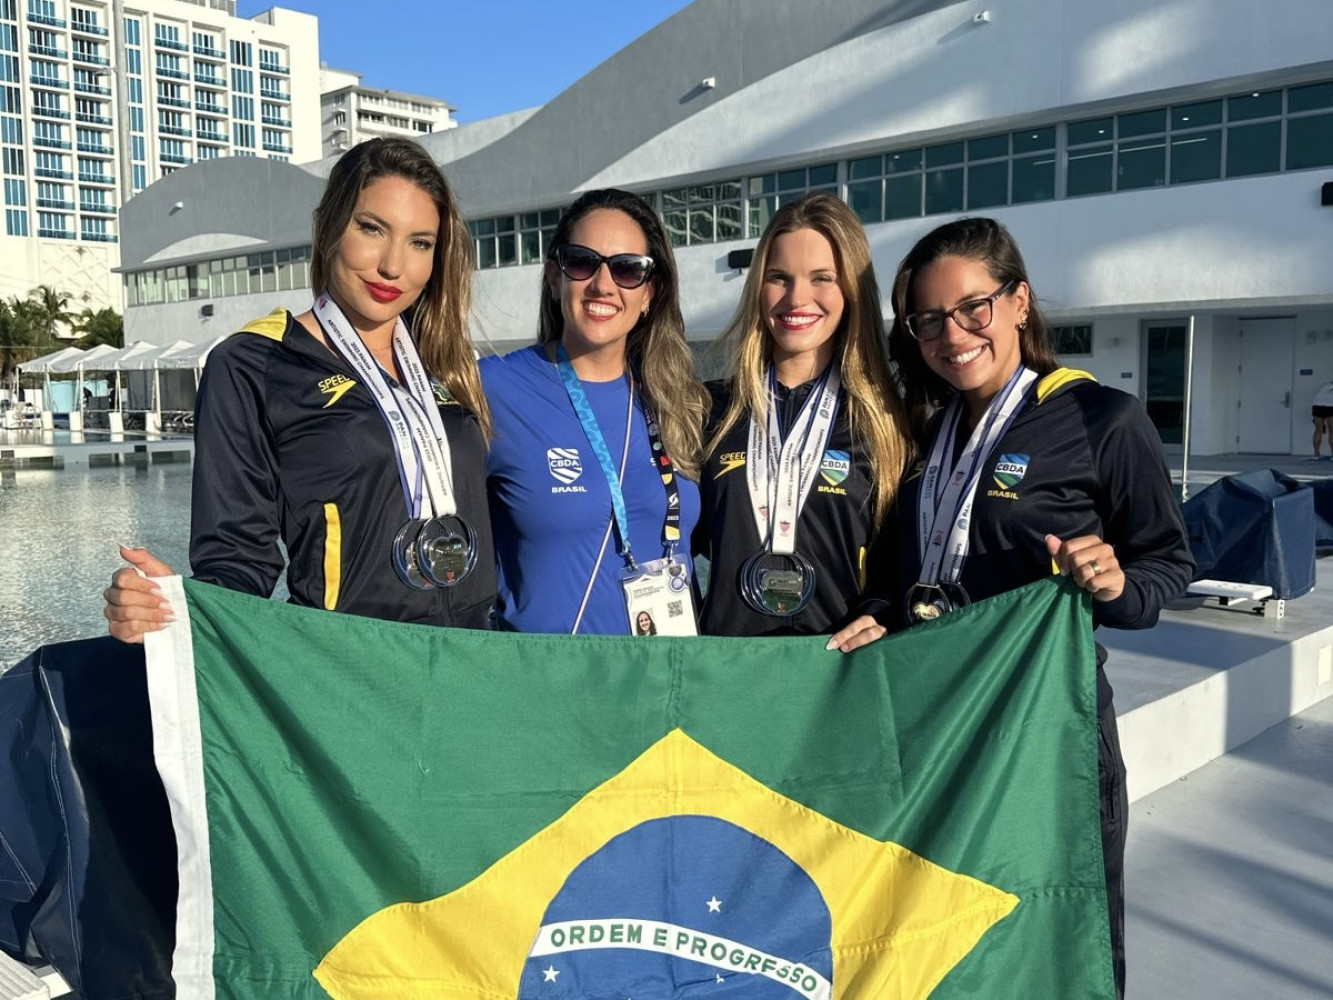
top-left (143, 575), bottom-right (1114, 999)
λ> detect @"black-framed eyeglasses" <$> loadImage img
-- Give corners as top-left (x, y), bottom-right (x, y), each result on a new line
top-left (905, 280), bottom-right (1016, 342)
top-left (552, 244), bottom-right (655, 290)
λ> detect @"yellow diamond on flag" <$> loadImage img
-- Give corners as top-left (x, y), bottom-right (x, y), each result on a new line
top-left (315, 729), bottom-right (1018, 1000)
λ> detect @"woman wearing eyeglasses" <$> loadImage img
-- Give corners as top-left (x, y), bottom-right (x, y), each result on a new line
top-left (831, 216), bottom-right (1192, 999)
top-left (103, 138), bottom-right (497, 639)
top-left (479, 189), bottom-right (710, 634)
top-left (696, 192), bottom-right (912, 636)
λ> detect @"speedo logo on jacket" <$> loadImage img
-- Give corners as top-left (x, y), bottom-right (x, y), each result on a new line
top-left (548, 447), bottom-right (588, 493)
top-left (319, 374), bottom-right (357, 408)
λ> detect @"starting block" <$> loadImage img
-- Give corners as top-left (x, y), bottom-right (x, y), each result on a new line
top-left (1187, 579), bottom-right (1284, 620)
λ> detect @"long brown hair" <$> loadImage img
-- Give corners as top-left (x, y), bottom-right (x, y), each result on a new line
top-left (706, 192), bottom-right (912, 527)
top-left (311, 137), bottom-right (489, 435)
top-left (888, 217), bottom-right (1055, 441)
top-left (539, 188), bottom-right (708, 478)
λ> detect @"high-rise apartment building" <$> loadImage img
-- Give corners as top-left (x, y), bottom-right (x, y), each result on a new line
top-left (0, 0), bottom-right (319, 313)
top-left (320, 66), bottom-right (456, 158)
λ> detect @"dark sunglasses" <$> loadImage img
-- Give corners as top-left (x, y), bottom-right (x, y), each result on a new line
top-left (553, 244), bottom-right (655, 289)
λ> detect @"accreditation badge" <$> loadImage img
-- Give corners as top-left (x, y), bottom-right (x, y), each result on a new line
top-left (621, 554), bottom-right (698, 636)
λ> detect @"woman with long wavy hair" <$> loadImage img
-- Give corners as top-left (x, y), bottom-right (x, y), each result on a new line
top-left (103, 137), bottom-right (497, 635)
top-left (697, 191), bottom-right (912, 636)
top-left (481, 188), bottom-right (710, 635)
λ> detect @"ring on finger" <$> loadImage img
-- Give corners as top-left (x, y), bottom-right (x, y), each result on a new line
top-left (1089, 559), bottom-right (1103, 576)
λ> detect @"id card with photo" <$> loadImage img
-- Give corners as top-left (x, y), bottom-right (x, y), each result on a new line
top-left (622, 555), bottom-right (697, 636)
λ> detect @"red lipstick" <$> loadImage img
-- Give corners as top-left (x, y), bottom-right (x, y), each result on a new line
top-left (364, 281), bottom-right (402, 303)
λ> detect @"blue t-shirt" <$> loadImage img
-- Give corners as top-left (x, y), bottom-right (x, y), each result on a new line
top-left (481, 344), bottom-right (701, 634)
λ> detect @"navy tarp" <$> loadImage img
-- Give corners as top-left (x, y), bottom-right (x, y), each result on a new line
top-left (1310, 478), bottom-right (1333, 550)
top-left (0, 638), bottom-right (176, 999)
top-left (1181, 469), bottom-right (1316, 599)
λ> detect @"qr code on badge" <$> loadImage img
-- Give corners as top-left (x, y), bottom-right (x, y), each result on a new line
top-left (667, 600), bottom-right (683, 618)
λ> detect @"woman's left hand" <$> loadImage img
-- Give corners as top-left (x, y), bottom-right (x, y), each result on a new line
top-left (1045, 534), bottom-right (1124, 603)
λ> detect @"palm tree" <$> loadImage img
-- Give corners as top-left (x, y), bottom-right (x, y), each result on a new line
top-left (26, 284), bottom-right (74, 343)
top-left (72, 307), bottom-right (123, 349)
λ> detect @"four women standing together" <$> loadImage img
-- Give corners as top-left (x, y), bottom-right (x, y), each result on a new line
top-left (104, 138), bottom-right (1192, 998)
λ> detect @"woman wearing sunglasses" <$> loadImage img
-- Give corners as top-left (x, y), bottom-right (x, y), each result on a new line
top-left (103, 138), bottom-right (497, 638)
top-left (480, 189), bottom-right (710, 634)
top-left (696, 192), bottom-right (912, 636)
top-left (830, 216), bottom-right (1193, 999)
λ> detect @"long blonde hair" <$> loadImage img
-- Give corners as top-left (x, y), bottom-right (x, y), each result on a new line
top-left (707, 192), bottom-right (912, 526)
top-left (312, 137), bottom-right (490, 436)
top-left (538, 189), bottom-right (708, 478)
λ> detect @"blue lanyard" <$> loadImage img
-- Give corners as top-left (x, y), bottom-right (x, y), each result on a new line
top-left (556, 343), bottom-right (637, 568)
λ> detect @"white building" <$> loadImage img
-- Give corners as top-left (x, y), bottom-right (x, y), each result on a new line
top-left (0, 0), bottom-right (319, 314)
top-left (117, 0), bottom-right (1333, 457)
top-left (320, 65), bottom-right (455, 158)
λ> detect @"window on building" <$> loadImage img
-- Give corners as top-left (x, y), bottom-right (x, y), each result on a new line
top-left (123, 16), bottom-right (140, 45)
top-left (0, 22), bottom-right (15, 50)
top-left (2, 146), bottom-right (22, 173)
top-left (1286, 81), bottom-right (1333, 171)
top-left (469, 215), bottom-right (516, 269)
top-left (3, 176), bottom-right (23, 204)
top-left (131, 163), bottom-right (145, 191)
top-left (234, 122), bottom-right (255, 148)
top-left (519, 208), bottom-right (561, 264)
top-left (231, 68), bottom-right (253, 94)
top-left (663, 180), bottom-right (743, 247)
top-left (0, 54), bottom-right (21, 81)
top-left (5, 207), bottom-right (26, 234)
top-left (233, 95), bottom-right (254, 120)
top-left (1052, 325), bottom-right (1093, 356)
top-left (0, 114), bottom-right (20, 143)
top-left (745, 164), bottom-right (835, 237)
top-left (230, 40), bottom-right (252, 66)
top-left (0, 85), bottom-right (18, 111)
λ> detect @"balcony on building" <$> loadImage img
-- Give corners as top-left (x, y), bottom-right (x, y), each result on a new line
top-left (259, 87), bottom-right (289, 102)
top-left (77, 141), bottom-right (113, 156)
top-left (34, 105), bottom-right (71, 120)
top-left (73, 51), bottom-right (110, 67)
top-left (76, 111), bottom-right (112, 125)
top-left (258, 60), bottom-right (289, 75)
top-left (38, 228), bottom-right (75, 239)
top-left (262, 142), bottom-right (294, 154)
top-left (159, 124), bottom-right (191, 137)
top-left (27, 12), bottom-right (65, 28)
top-left (35, 167), bottom-right (73, 180)
top-left (159, 94), bottom-right (190, 108)
top-left (79, 202), bottom-right (115, 215)
top-left (70, 20), bottom-right (109, 37)
top-left (79, 231), bottom-right (117, 242)
top-left (195, 71), bottom-right (226, 87)
top-left (193, 44), bottom-right (225, 60)
top-left (160, 152), bottom-right (191, 165)
top-left (78, 171), bottom-right (114, 185)
top-left (30, 74), bottom-right (66, 89)
top-left (74, 80), bottom-right (111, 96)
top-left (36, 198), bottom-right (75, 210)
top-left (29, 44), bottom-right (69, 59)
top-left (34, 136), bottom-right (72, 149)
top-left (261, 114), bottom-right (291, 127)
top-left (157, 67), bottom-right (190, 81)
top-left (195, 100), bottom-right (226, 114)
top-left (155, 37), bottom-right (188, 52)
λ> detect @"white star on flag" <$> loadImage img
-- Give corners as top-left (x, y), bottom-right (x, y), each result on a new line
top-left (706, 895), bottom-right (722, 913)
top-left (542, 966), bottom-right (559, 982)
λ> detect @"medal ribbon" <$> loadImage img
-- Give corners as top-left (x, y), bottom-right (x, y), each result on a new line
top-left (915, 365), bottom-right (1037, 588)
top-left (312, 295), bottom-right (457, 520)
top-left (745, 364), bottom-right (842, 556)
top-left (556, 343), bottom-right (639, 568)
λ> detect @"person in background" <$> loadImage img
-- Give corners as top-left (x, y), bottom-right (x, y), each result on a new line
top-left (480, 189), bottom-right (710, 635)
top-left (1311, 379), bottom-right (1333, 459)
top-left (103, 137), bottom-right (496, 637)
top-left (697, 192), bottom-right (912, 636)
top-left (830, 216), bottom-right (1194, 1000)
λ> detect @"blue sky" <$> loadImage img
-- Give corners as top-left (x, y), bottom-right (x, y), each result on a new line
top-left (239, 1), bottom-right (694, 122)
